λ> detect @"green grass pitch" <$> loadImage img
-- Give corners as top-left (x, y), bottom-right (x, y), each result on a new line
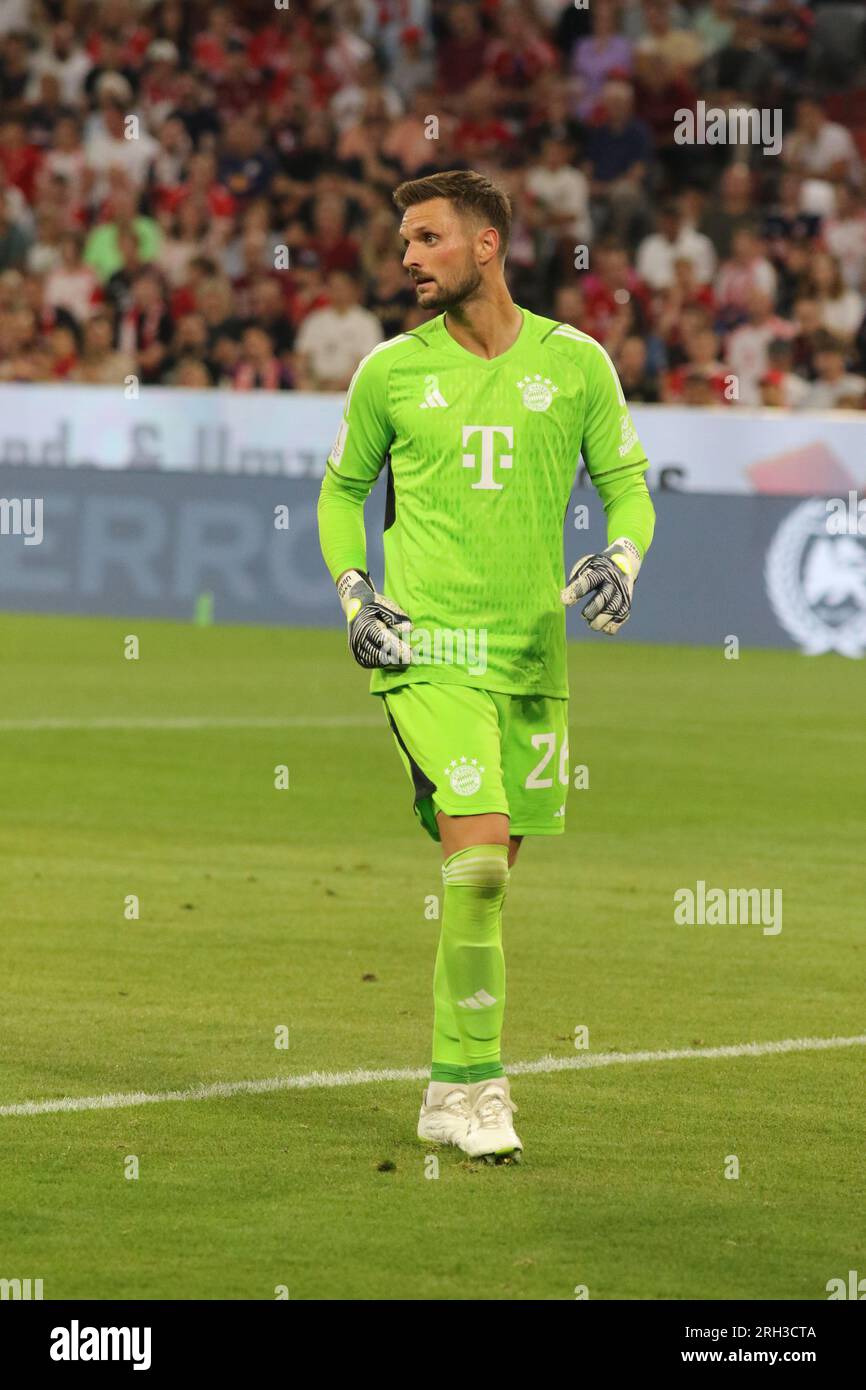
top-left (0, 612), bottom-right (863, 1300)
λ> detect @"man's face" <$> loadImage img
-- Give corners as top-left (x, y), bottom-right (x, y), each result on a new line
top-left (400, 198), bottom-right (486, 311)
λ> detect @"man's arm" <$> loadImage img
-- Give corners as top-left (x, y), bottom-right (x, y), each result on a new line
top-left (561, 340), bottom-right (655, 634)
top-left (317, 345), bottom-right (413, 667)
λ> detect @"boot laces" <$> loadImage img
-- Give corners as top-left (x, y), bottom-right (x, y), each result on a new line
top-left (475, 1090), bottom-right (516, 1128)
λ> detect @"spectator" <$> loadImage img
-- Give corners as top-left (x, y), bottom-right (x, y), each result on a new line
top-left (157, 199), bottom-right (215, 289)
top-left (483, 5), bottom-right (559, 96)
top-left (26, 206), bottom-right (65, 275)
top-left (83, 180), bottom-right (161, 282)
top-left (390, 26), bottom-right (436, 104)
top-left (116, 266), bottom-right (173, 384)
top-left (306, 193), bottom-right (360, 275)
top-left (571, 0), bottom-right (633, 121)
top-left (148, 115), bottom-right (193, 204)
top-left (715, 227), bottom-right (777, 329)
top-left (580, 240), bottom-right (653, 343)
top-left (637, 200), bottom-right (716, 290)
top-left (244, 274), bottom-right (295, 359)
top-left (800, 332), bottom-right (866, 408)
top-left (367, 255), bottom-right (416, 339)
top-left (789, 295), bottom-right (824, 377)
top-left (233, 324), bottom-right (292, 390)
top-left (198, 272), bottom-right (244, 345)
top-left (27, 21), bottom-right (92, 107)
top-left (525, 136), bottom-right (592, 264)
top-left (635, 0), bottom-right (704, 77)
top-left (693, 0), bottom-right (736, 58)
top-left (0, 31), bottom-right (31, 108)
top-left (701, 11), bottom-right (780, 100)
top-left (784, 96), bottom-right (862, 189)
top-left (44, 229), bottom-right (102, 323)
top-left (453, 79), bottom-right (514, 166)
top-left (724, 290), bottom-right (797, 405)
top-left (0, 117), bottom-right (42, 206)
top-left (295, 269), bottom-right (384, 390)
top-left (285, 247), bottom-right (330, 328)
top-left (437, 3), bottom-right (490, 96)
top-left (42, 321), bottom-right (80, 380)
top-left (331, 56), bottom-right (402, 136)
top-left (173, 355), bottom-right (213, 387)
top-left (38, 115), bottom-right (89, 223)
top-left (105, 227), bottom-right (145, 319)
top-left (140, 40), bottom-right (185, 128)
top-left (615, 333), bottom-right (661, 401)
top-left (698, 164), bottom-right (756, 261)
top-left (584, 81), bottom-right (653, 245)
top-left (218, 118), bottom-right (275, 205)
top-left (85, 97), bottom-right (160, 207)
top-left (821, 182), bottom-right (866, 292)
top-left (758, 338), bottom-right (810, 407)
top-left (71, 310), bottom-right (134, 384)
top-left (662, 327), bottom-right (730, 403)
top-left (803, 250), bottom-right (865, 344)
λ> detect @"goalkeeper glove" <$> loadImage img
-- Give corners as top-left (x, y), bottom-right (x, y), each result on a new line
top-left (336, 568), bottom-right (414, 668)
top-left (561, 537), bottom-right (642, 635)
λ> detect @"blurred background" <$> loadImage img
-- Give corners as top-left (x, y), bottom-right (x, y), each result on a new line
top-left (1, 0), bottom-right (866, 404)
top-left (1, 0), bottom-right (865, 649)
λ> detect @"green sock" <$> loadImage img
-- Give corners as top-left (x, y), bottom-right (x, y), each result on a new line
top-left (431, 843), bottom-right (508, 1084)
top-left (430, 934), bottom-right (468, 1084)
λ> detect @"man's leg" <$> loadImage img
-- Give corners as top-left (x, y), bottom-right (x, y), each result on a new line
top-left (432, 811), bottom-right (517, 1085)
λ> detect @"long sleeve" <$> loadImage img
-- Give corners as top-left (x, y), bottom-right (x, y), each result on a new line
top-left (316, 344), bottom-right (396, 582)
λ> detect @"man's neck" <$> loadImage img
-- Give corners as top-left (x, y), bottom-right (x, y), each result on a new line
top-left (443, 289), bottom-right (523, 360)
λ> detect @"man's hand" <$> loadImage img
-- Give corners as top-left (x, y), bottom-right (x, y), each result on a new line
top-left (561, 537), bottom-right (642, 635)
top-left (336, 568), bottom-right (414, 668)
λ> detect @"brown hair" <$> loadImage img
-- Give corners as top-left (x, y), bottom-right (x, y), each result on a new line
top-left (393, 169), bottom-right (512, 261)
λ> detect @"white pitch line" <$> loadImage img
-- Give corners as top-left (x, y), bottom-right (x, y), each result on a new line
top-left (0, 716), bottom-right (381, 732)
top-left (2, 1034), bottom-right (864, 1119)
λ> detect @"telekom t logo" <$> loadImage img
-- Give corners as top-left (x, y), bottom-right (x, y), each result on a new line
top-left (462, 426), bottom-right (513, 490)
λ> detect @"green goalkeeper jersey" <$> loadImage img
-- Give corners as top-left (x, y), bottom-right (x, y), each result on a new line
top-left (317, 306), bottom-right (655, 698)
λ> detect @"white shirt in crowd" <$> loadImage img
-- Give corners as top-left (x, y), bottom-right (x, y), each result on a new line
top-left (725, 317), bottom-right (797, 406)
top-left (822, 211), bottom-right (866, 289)
top-left (801, 373), bottom-right (866, 408)
top-left (525, 163), bottom-right (592, 246)
top-left (636, 226), bottom-right (717, 288)
top-left (84, 127), bottom-right (160, 204)
top-left (819, 289), bottom-right (865, 341)
top-left (26, 46), bottom-right (93, 106)
top-left (43, 265), bottom-right (101, 323)
top-left (785, 121), bottom-right (862, 185)
top-left (296, 305), bottom-right (384, 385)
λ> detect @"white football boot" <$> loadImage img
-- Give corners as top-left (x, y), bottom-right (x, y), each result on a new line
top-left (462, 1077), bottom-right (523, 1162)
top-left (417, 1081), bottom-right (473, 1146)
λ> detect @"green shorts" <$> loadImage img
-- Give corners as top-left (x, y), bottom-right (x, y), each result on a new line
top-left (377, 682), bottom-right (569, 842)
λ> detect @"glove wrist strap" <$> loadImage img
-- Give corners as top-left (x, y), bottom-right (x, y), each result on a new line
top-left (608, 536), bottom-right (642, 579)
top-left (337, 567), bottom-right (372, 616)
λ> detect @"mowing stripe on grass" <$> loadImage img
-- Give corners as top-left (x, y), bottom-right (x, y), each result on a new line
top-left (0, 716), bottom-right (381, 731)
top-left (2, 1034), bottom-right (864, 1119)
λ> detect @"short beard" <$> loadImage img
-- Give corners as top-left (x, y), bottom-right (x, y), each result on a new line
top-left (421, 261), bottom-right (483, 311)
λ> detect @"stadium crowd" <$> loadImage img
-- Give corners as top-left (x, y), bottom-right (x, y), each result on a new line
top-left (2, 0), bottom-right (866, 408)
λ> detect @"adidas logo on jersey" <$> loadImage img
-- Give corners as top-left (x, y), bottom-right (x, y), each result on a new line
top-left (419, 373), bottom-right (449, 408)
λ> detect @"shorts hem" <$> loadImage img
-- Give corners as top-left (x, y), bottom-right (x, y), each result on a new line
top-left (509, 824), bottom-right (566, 836)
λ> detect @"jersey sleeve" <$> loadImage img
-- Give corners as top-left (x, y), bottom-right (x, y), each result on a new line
top-left (317, 345), bottom-right (396, 582)
top-left (579, 341), bottom-right (655, 558)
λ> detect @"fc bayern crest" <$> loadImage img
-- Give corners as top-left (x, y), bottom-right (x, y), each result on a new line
top-left (764, 499), bottom-right (866, 658)
top-left (517, 374), bottom-right (559, 412)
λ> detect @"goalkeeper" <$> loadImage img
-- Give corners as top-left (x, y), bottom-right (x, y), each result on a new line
top-left (317, 169), bottom-right (655, 1163)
